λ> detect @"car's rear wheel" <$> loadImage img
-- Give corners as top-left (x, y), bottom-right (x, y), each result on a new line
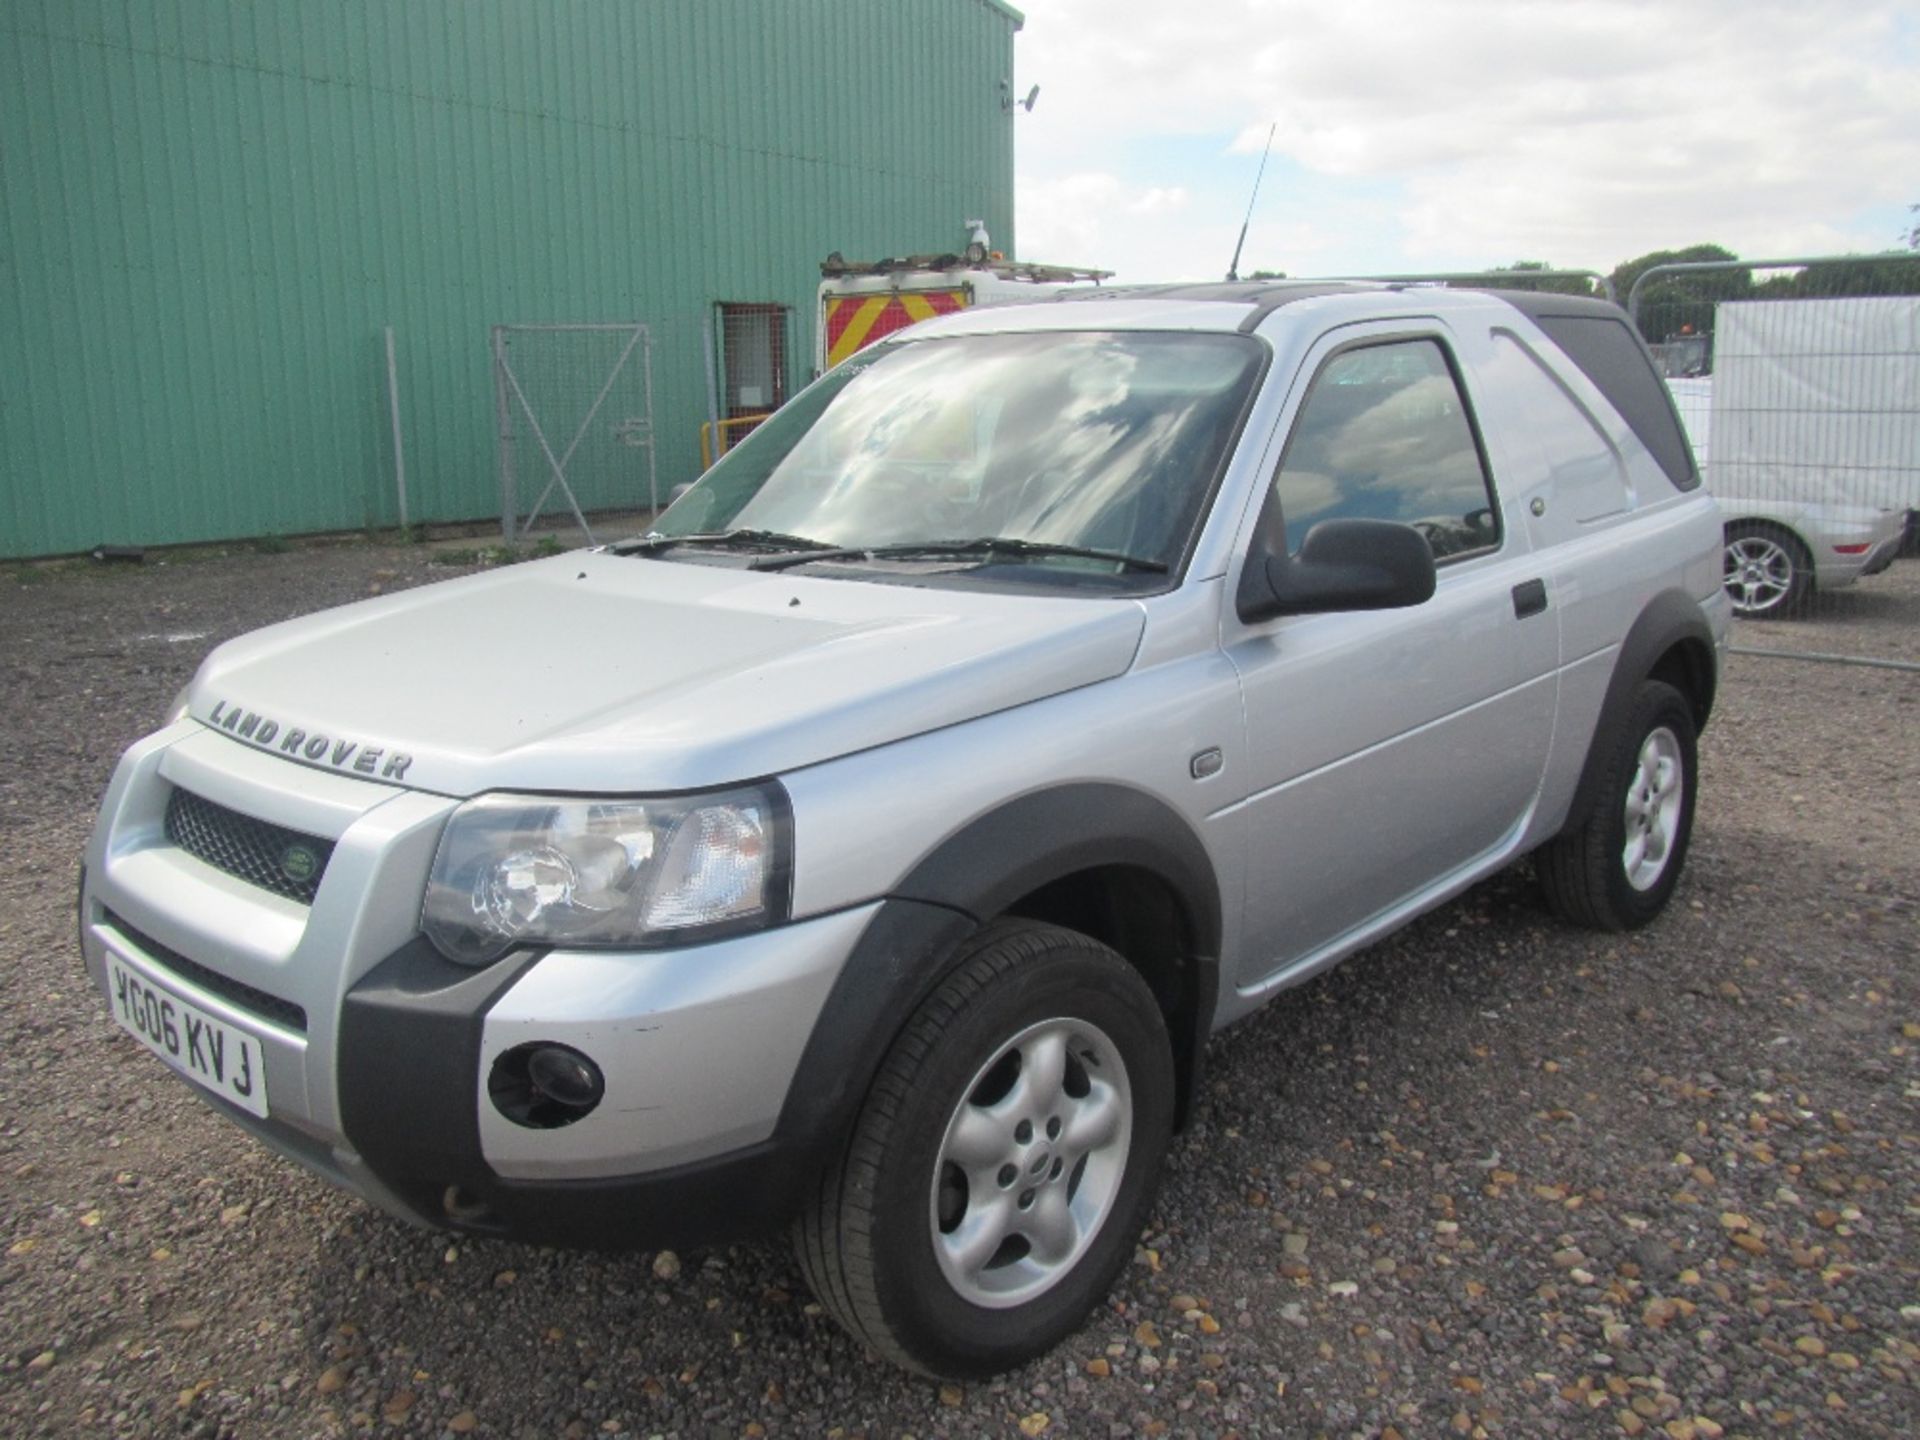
top-left (1723, 522), bottom-right (1811, 618)
top-left (1538, 679), bottom-right (1698, 932)
top-left (793, 920), bottom-right (1173, 1377)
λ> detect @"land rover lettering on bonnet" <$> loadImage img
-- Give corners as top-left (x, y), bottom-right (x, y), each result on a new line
top-left (82, 282), bottom-right (1727, 1377)
top-left (205, 698), bottom-right (413, 780)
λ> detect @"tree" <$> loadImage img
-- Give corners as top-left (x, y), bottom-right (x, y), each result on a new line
top-left (1754, 254), bottom-right (1920, 299)
top-left (1610, 244), bottom-right (1750, 341)
top-left (1610, 243), bottom-right (1740, 302)
top-left (1475, 260), bottom-right (1599, 297)
top-left (1611, 243), bottom-right (1920, 364)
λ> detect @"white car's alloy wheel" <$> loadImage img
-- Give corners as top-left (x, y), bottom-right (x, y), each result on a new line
top-left (1723, 528), bottom-right (1806, 617)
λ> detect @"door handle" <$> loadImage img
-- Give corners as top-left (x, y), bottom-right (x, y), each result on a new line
top-left (1512, 579), bottom-right (1548, 618)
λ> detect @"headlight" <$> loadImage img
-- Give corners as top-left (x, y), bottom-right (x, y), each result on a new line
top-left (421, 784), bottom-right (789, 965)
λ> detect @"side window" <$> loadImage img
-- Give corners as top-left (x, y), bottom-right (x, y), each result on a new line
top-left (1526, 313), bottom-right (1699, 491)
top-left (1273, 339), bottom-right (1498, 561)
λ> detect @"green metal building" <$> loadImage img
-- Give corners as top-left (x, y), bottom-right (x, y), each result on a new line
top-left (0, 0), bottom-right (1021, 558)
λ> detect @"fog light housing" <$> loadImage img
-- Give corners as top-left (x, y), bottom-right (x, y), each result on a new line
top-left (488, 1042), bottom-right (605, 1129)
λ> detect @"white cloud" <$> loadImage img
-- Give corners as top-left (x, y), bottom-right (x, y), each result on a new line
top-left (1014, 0), bottom-right (1920, 278)
top-left (1016, 171), bottom-right (1128, 267)
top-left (1126, 186), bottom-right (1190, 216)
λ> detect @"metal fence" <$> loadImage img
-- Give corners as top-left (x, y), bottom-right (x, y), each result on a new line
top-left (1627, 254), bottom-right (1920, 627)
top-left (492, 323), bottom-right (658, 545)
top-left (1309, 267), bottom-right (1616, 302)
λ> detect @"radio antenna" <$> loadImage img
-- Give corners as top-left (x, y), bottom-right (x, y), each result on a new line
top-left (1225, 122), bottom-right (1277, 282)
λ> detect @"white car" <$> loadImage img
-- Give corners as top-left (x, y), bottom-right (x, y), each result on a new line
top-left (1668, 377), bottom-right (1905, 618)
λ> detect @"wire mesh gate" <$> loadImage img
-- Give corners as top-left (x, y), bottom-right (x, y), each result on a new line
top-left (492, 323), bottom-right (657, 544)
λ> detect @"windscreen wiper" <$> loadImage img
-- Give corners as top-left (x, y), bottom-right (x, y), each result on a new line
top-left (749, 536), bottom-right (1168, 574)
top-left (612, 528), bottom-right (837, 556)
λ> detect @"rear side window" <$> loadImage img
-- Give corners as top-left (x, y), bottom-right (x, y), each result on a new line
top-left (1527, 313), bottom-right (1700, 491)
top-left (1489, 333), bottom-right (1633, 522)
top-left (1272, 339), bottom-right (1499, 562)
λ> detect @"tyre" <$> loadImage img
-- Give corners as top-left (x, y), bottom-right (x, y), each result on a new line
top-left (794, 921), bottom-right (1174, 1377)
top-left (1722, 522), bottom-right (1811, 618)
top-left (1538, 679), bottom-right (1698, 932)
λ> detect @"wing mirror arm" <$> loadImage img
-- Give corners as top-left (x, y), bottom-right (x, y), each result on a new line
top-left (1237, 518), bottom-right (1438, 623)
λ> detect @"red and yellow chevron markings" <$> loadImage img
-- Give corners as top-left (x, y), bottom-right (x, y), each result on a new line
top-left (824, 288), bottom-right (970, 366)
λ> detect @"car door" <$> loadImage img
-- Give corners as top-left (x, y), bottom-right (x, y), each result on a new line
top-left (1223, 322), bottom-right (1558, 995)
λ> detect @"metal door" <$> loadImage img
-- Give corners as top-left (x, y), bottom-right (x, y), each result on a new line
top-left (1224, 322), bottom-right (1557, 995)
top-left (710, 303), bottom-right (792, 457)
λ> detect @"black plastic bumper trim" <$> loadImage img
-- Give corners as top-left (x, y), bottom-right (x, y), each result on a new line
top-left (334, 900), bottom-right (977, 1250)
top-left (335, 938), bottom-right (543, 1224)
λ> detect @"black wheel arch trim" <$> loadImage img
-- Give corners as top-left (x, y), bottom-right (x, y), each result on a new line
top-left (889, 783), bottom-right (1222, 1128)
top-left (768, 897), bottom-right (980, 1159)
top-left (890, 783), bottom-right (1224, 956)
top-left (1562, 589), bottom-right (1717, 833)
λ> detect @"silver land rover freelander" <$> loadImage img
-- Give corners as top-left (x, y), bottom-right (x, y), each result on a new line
top-left (81, 282), bottom-right (1730, 1376)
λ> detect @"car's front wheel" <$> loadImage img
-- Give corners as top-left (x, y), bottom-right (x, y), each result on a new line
top-left (1723, 522), bottom-right (1811, 618)
top-left (794, 920), bottom-right (1174, 1377)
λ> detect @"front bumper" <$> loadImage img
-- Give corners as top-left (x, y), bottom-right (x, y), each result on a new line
top-left (79, 721), bottom-right (895, 1248)
top-left (330, 910), bottom-right (873, 1244)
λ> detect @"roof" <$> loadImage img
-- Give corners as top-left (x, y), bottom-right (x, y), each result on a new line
top-left (971, 0), bottom-right (1026, 28)
top-left (1057, 281), bottom-right (1389, 332)
top-left (891, 279), bottom-right (1637, 344)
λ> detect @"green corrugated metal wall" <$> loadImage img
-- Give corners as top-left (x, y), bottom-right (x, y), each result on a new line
top-left (0, 0), bottom-right (1019, 558)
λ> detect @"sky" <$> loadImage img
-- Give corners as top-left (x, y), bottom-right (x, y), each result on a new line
top-left (1009, 0), bottom-right (1920, 285)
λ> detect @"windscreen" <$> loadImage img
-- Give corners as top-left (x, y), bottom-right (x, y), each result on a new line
top-left (654, 331), bottom-right (1266, 581)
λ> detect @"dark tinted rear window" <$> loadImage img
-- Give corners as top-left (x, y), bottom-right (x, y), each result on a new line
top-left (1524, 313), bottom-right (1699, 491)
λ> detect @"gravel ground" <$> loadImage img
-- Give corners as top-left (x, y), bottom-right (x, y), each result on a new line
top-left (2, 541), bottom-right (1915, 1440)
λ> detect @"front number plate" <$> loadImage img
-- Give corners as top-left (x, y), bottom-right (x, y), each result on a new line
top-left (106, 956), bottom-right (269, 1118)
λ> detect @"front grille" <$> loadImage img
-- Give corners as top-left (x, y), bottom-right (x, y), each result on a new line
top-left (103, 912), bottom-right (308, 1033)
top-left (165, 788), bottom-right (335, 905)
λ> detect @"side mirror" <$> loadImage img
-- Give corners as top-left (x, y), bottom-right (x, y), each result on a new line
top-left (1236, 517), bottom-right (1438, 622)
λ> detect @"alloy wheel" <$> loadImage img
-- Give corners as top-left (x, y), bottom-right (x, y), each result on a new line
top-left (928, 1017), bottom-right (1132, 1309)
